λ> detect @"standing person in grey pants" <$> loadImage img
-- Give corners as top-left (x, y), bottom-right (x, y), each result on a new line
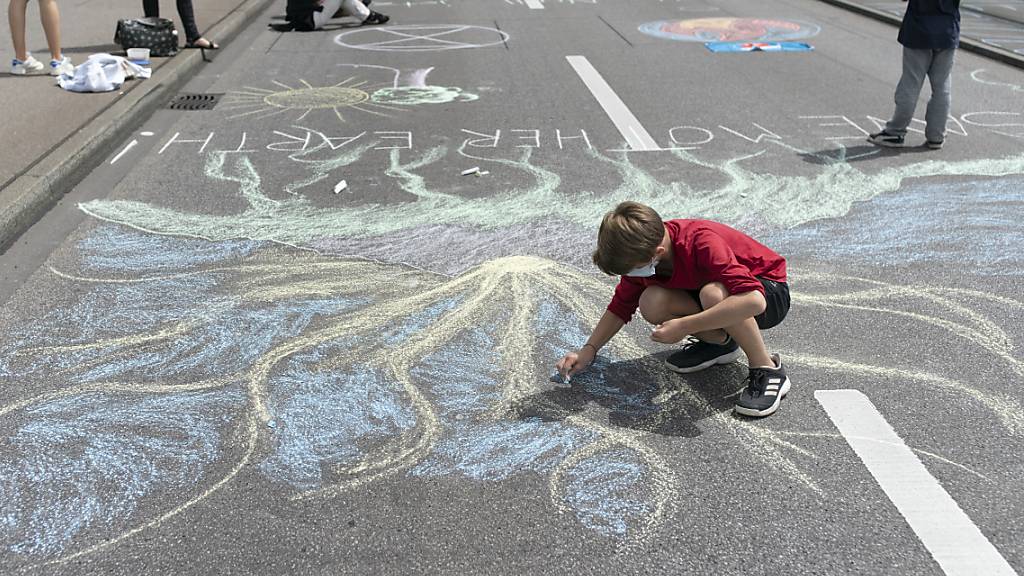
top-left (868, 0), bottom-right (960, 150)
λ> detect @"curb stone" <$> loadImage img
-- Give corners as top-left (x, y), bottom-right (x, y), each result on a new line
top-left (0, 0), bottom-right (277, 254)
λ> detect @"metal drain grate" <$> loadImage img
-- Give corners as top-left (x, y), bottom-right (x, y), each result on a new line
top-left (167, 93), bottom-right (224, 111)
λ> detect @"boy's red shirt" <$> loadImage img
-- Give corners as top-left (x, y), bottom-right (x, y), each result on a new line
top-left (607, 219), bottom-right (787, 324)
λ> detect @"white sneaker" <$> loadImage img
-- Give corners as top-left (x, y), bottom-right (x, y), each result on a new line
top-left (49, 56), bottom-right (73, 77)
top-left (11, 54), bottom-right (46, 75)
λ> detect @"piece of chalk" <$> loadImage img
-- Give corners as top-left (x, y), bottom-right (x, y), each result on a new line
top-left (334, 180), bottom-right (347, 194)
top-left (461, 167), bottom-right (480, 176)
top-left (475, 170), bottom-right (490, 177)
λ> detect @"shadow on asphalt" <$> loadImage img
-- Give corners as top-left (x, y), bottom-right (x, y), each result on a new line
top-left (798, 143), bottom-right (936, 165)
top-left (510, 353), bottom-right (746, 438)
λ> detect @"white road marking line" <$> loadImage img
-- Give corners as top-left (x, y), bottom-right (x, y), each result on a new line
top-left (815, 390), bottom-right (1019, 576)
top-left (524, 0), bottom-right (544, 8)
top-left (110, 139), bottom-right (138, 165)
top-left (565, 55), bottom-right (661, 151)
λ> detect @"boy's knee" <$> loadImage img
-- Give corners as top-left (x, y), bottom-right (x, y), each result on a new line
top-left (639, 286), bottom-right (672, 324)
top-left (699, 282), bottom-right (729, 309)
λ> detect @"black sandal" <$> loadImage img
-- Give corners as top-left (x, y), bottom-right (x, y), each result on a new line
top-left (186, 38), bottom-right (220, 50)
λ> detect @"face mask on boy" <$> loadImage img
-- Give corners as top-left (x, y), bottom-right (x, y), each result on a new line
top-left (625, 256), bottom-right (659, 277)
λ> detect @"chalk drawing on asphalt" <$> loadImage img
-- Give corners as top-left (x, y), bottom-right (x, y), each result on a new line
top-left (639, 18), bottom-right (821, 43)
top-left (74, 144), bottom-right (1024, 274)
top-left (3, 221), bottom-right (1022, 566)
top-left (334, 24), bottom-right (509, 52)
top-left (221, 66), bottom-right (478, 123)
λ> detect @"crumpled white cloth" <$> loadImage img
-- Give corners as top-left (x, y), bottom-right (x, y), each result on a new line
top-left (57, 53), bottom-right (152, 93)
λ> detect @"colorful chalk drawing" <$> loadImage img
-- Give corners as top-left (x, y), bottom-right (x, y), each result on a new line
top-left (3, 139), bottom-right (1024, 567)
top-left (74, 144), bottom-right (1024, 274)
top-left (639, 18), bottom-right (821, 43)
top-left (220, 65), bottom-right (478, 122)
top-left (2, 223), bottom-right (1022, 567)
top-left (334, 24), bottom-right (509, 52)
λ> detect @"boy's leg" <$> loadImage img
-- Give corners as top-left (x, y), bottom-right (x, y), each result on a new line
top-left (885, 46), bottom-right (931, 137)
top-left (9, 0), bottom-right (29, 61)
top-left (36, 0), bottom-right (62, 61)
top-left (924, 48), bottom-right (955, 144)
top-left (697, 282), bottom-right (774, 367)
top-left (640, 285), bottom-right (743, 373)
top-left (639, 285), bottom-right (724, 343)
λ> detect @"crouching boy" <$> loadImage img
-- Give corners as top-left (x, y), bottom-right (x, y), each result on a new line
top-left (555, 201), bottom-right (792, 417)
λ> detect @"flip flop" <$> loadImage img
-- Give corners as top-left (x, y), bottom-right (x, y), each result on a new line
top-left (186, 38), bottom-right (220, 50)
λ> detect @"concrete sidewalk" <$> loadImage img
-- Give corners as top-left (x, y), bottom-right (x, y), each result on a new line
top-left (818, 0), bottom-right (1024, 66)
top-left (0, 0), bottom-right (275, 252)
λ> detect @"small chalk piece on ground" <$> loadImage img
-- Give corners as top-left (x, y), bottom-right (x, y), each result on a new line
top-left (461, 167), bottom-right (480, 176)
top-left (475, 170), bottom-right (490, 177)
top-left (740, 193), bottom-right (748, 198)
top-left (333, 180), bottom-right (347, 194)
top-left (267, 420), bottom-right (277, 429)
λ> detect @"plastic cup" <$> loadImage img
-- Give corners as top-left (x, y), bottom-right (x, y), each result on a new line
top-left (126, 48), bottom-right (150, 63)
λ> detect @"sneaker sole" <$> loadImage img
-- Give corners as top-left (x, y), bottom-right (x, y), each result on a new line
top-left (665, 348), bottom-right (742, 374)
top-left (867, 138), bottom-right (904, 148)
top-left (734, 378), bottom-right (790, 417)
top-left (926, 142), bottom-right (943, 150)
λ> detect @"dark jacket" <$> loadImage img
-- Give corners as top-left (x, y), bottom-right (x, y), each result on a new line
top-left (284, 0), bottom-right (321, 31)
top-left (898, 0), bottom-right (961, 49)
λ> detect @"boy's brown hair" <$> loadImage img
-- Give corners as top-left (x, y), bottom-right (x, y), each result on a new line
top-left (592, 201), bottom-right (664, 275)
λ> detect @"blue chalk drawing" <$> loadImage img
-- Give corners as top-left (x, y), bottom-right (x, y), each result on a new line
top-left (78, 225), bottom-right (263, 273)
top-left (1, 224), bottom-right (677, 560)
top-left (767, 176), bottom-right (1024, 274)
top-left (0, 390), bottom-right (241, 556)
top-left (382, 296), bottom-right (463, 346)
top-left (260, 350), bottom-right (417, 489)
top-left (564, 450), bottom-right (653, 537)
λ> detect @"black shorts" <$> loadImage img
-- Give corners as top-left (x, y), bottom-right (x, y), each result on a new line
top-left (686, 278), bottom-right (790, 330)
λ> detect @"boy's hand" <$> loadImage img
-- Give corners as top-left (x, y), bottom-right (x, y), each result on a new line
top-left (555, 346), bottom-right (596, 382)
top-left (651, 318), bottom-right (689, 344)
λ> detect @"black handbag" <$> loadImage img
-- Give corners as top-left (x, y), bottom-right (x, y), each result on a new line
top-left (114, 17), bottom-right (180, 57)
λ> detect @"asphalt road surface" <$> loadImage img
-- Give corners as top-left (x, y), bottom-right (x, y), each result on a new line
top-left (2, 0), bottom-right (1023, 574)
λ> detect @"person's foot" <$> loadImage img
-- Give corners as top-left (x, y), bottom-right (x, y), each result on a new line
top-left (926, 139), bottom-right (944, 150)
top-left (11, 54), bottom-right (46, 75)
top-left (187, 38), bottom-right (220, 49)
top-left (49, 56), bottom-right (74, 77)
top-left (362, 11), bottom-right (389, 25)
top-left (734, 353), bottom-right (790, 417)
top-left (665, 336), bottom-right (742, 374)
top-left (867, 131), bottom-right (904, 147)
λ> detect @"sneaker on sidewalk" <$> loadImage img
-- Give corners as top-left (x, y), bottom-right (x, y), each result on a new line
top-left (926, 140), bottom-right (944, 150)
top-left (362, 11), bottom-right (389, 25)
top-left (11, 54), bottom-right (45, 75)
top-left (734, 353), bottom-right (790, 417)
top-left (49, 56), bottom-right (73, 77)
top-left (867, 131), bottom-right (904, 147)
top-left (665, 336), bottom-right (742, 374)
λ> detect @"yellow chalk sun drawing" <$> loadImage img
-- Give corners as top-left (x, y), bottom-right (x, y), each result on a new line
top-left (220, 78), bottom-right (403, 122)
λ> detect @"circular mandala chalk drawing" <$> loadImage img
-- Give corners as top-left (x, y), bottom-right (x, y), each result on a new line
top-left (334, 24), bottom-right (509, 52)
top-left (639, 18), bottom-right (820, 43)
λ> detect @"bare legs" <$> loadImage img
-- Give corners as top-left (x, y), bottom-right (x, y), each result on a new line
top-left (8, 0), bottom-right (63, 62)
top-left (638, 284), bottom-right (775, 368)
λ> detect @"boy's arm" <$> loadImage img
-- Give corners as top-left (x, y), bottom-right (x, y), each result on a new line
top-left (583, 309), bottom-right (626, 352)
